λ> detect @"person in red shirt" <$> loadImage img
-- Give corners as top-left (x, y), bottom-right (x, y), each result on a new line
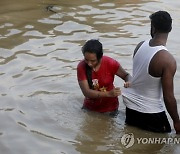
top-left (77, 39), bottom-right (130, 114)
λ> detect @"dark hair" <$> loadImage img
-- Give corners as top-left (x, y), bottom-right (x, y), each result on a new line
top-left (82, 39), bottom-right (103, 89)
top-left (149, 11), bottom-right (172, 33)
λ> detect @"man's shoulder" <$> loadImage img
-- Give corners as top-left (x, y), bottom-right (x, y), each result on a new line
top-left (155, 50), bottom-right (175, 63)
top-left (150, 49), bottom-right (176, 77)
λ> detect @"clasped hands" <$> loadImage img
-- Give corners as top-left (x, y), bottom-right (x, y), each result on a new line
top-left (107, 81), bottom-right (131, 97)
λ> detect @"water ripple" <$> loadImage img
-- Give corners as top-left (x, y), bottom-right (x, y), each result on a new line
top-left (0, 0), bottom-right (180, 154)
top-left (54, 21), bottom-right (96, 34)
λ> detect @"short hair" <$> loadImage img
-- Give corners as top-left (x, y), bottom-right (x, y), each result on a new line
top-left (149, 11), bottom-right (172, 33)
top-left (82, 39), bottom-right (103, 61)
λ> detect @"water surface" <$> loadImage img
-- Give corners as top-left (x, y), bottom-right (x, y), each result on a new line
top-left (0, 0), bottom-right (180, 153)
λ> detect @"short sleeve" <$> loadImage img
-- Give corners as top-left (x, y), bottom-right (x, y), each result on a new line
top-left (105, 56), bottom-right (120, 75)
top-left (112, 59), bottom-right (120, 74)
top-left (77, 60), bottom-right (87, 81)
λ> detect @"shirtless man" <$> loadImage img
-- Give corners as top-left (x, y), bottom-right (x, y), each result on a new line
top-left (123, 11), bottom-right (180, 133)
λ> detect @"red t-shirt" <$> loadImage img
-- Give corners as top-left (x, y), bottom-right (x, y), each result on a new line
top-left (77, 56), bottom-right (120, 112)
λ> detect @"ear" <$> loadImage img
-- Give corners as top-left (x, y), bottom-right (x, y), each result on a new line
top-left (152, 25), bottom-right (156, 32)
top-left (150, 25), bottom-right (156, 38)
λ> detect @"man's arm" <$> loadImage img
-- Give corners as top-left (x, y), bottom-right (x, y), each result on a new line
top-left (161, 52), bottom-right (180, 134)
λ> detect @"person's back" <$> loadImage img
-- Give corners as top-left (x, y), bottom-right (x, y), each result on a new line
top-left (123, 40), bottom-right (167, 113)
top-left (123, 11), bottom-right (180, 134)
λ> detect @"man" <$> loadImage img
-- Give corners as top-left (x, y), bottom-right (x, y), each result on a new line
top-left (123, 11), bottom-right (180, 133)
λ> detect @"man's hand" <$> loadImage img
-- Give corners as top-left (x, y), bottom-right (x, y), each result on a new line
top-left (174, 121), bottom-right (180, 134)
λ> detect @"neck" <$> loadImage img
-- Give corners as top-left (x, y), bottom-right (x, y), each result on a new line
top-left (150, 33), bottom-right (168, 46)
top-left (93, 59), bottom-right (101, 72)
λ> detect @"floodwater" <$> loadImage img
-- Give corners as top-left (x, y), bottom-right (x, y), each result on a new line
top-left (0, 0), bottom-right (180, 154)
